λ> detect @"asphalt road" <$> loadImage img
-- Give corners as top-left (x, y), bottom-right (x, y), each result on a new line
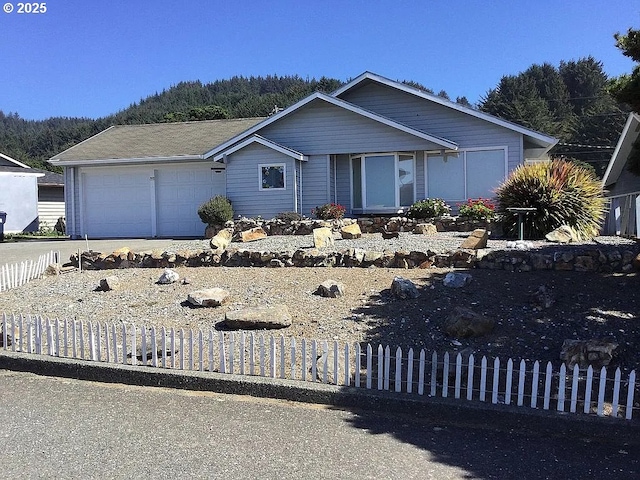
top-left (0, 370), bottom-right (637, 479)
top-left (0, 238), bottom-right (178, 265)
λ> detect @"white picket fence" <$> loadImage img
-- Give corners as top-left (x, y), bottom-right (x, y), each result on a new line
top-left (0, 251), bottom-right (61, 292)
top-left (1, 313), bottom-right (637, 421)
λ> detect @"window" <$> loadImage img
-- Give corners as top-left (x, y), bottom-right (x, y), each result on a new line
top-left (426, 148), bottom-right (506, 201)
top-left (351, 153), bottom-right (415, 210)
top-left (259, 164), bottom-right (285, 190)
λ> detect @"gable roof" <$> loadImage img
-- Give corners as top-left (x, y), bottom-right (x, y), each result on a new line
top-left (49, 117), bottom-right (265, 166)
top-left (332, 72), bottom-right (558, 149)
top-left (0, 165), bottom-right (44, 177)
top-left (214, 135), bottom-right (308, 162)
top-left (206, 91), bottom-right (458, 159)
top-left (602, 112), bottom-right (640, 187)
top-left (0, 152), bottom-right (30, 169)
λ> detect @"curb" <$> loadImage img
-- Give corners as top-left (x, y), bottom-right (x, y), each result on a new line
top-left (2, 351), bottom-right (639, 446)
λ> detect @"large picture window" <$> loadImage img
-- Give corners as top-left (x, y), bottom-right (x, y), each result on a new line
top-left (426, 148), bottom-right (506, 201)
top-left (351, 153), bottom-right (415, 210)
top-left (259, 164), bottom-right (285, 190)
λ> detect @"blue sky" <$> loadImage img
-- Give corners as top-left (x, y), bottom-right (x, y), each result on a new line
top-left (1, 0), bottom-right (637, 120)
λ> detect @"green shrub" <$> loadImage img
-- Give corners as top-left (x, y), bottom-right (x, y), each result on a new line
top-left (276, 211), bottom-right (303, 222)
top-left (495, 159), bottom-right (606, 240)
top-left (457, 198), bottom-right (496, 221)
top-left (312, 203), bottom-right (346, 220)
top-left (197, 195), bottom-right (234, 226)
top-left (407, 198), bottom-right (451, 219)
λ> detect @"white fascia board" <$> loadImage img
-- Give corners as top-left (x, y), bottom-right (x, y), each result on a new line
top-left (0, 171), bottom-right (44, 177)
top-left (49, 155), bottom-right (204, 167)
top-left (333, 72), bottom-right (558, 148)
top-left (213, 135), bottom-right (308, 162)
top-left (207, 92), bottom-right (457, 159)
top-left (602, 113), bottom-right (640, 187)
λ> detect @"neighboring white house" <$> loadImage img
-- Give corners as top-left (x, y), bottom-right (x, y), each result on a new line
top-left (0, 152), bottom-right (64, 234)
top-left (50, 72), bottom-right (558, 239)
top-left (602, 112), bottom-right (640, 237)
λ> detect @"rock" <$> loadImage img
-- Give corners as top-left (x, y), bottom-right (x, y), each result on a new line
top-left (316, 280), bottom-right (345, 298)
top-left (443, 272), bottom-right (473, 288)
top-left (530, 285), bottom-right (555, 310)
top-left (158, 268), bottom-right (179, 284)
top-left (381, 230), bottom-right (399, 239)
top-left (632, 253), bottom-right (640, 271)
top-left (340, 223), bottom-right (362, 239)
top-left (222, 305), bottom-right (292, 329)
top-left (312, 348), bottom-right (347, 384)
top-left (182, 277), bottom-right (191, 285)
top-left (45, 263), bottom-right (62, 276)
top-left (313, 227), bottom-right (335, 249)
top-left (444, 306), bottom-right (495, 338)
top-left (460, 229), bottom-right (488, 249)
top-left (545, 225), bottom-right (578, 244)
top-left (391, 276), bottom-right (419, 299)
top-left (210, 228), bottom-right (233, 252)
top-left (99, 276), bottom-right (120, 291)
top-left (506, 240), bottom-right (534, 250)
top-left (414, 223), bottom-right (438, 235)
top-left (269, 259), bottom-right (284, 267)
top-left (187, 288), bottom-right (230, 307)
top-left (239, 227), bottom-right (267, 242)
top-left (560, 339), bottom-right (618, 369)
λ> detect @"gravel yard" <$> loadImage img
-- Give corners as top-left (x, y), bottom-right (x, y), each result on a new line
top-left (1, 233), bottom-right (638, 371)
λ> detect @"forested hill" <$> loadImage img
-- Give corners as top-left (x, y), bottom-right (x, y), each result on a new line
top-left (0, 75), bottom-right (344, 171)
top-left (0, 63), bottom-right (630, 175)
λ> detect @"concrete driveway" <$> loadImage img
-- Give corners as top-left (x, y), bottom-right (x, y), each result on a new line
top-left (0, 238), bottom-right (180, 265)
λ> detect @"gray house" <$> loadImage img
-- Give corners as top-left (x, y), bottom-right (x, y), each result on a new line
top-left (602, 112), bottom-right (640, 237)
top-left (50, 72), bottom-right (557, 239)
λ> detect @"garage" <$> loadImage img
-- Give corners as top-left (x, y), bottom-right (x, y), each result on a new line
top-left (80, 163), bottom-right (224, 238)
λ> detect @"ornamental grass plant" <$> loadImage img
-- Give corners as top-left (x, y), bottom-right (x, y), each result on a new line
top-left (495, 159), bottom-right (606, 240)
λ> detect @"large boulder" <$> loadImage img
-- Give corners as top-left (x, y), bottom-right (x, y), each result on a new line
top-left (545, 225), bottom-right (578, 244)
top-left (158, 268), bottom-right (179, 284)
top-left (444, 306), bottom-right (495, 338)
top-left (187, 288), bottom-right (231, 307)
top-left (390, 276), bottom-right (419, 299)
top-left (239, 227), bottom-right (267, 243)
top-left (222, 305), bottom-right (292, 329)
top-left (340, 223), bottom-right (362, 239)
top-left (99, 276), bottom-right (120, 291)
top-left (460, 229), bottom-right (488, 249)
top-left (414, 223), bottom-right (438, 235)
top-left (210, 228), bottom-right (233, 252)
top-left (560, 339), bottom-right (618, 369)
top-left (313, 227), bottom-right (335, 249)
top-left (315, 280), bottom-right (345, 298)
top-left (443, 272), bottom-right (473, 288)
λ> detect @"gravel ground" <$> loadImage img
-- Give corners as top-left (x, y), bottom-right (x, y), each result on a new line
top-left (1, 233), bottom-right (638, 371)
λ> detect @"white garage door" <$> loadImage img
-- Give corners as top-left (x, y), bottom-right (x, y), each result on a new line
top-left (81, 163), bottom-right (225, 238)
top-left (156, 164), bottom-right (225, 237)
top-left (82, 168), bottom-right (152, 238)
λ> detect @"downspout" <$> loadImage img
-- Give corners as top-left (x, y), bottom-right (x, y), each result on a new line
top-left (293, 160), bottom-right (298, 213)
top-left (68, 167), bottom-right (76, 239)
top-left (333, 155), bottom-right (338, 203)
top-left (299, 160), bottom-right (303, 215)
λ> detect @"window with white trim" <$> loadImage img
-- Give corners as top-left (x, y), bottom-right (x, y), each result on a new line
top-left (259, 164), bottom-right (286, 190)
top-left (351, 153), bottom-right (415, 210)
top-left (426, 147), bottom-right (506, 201)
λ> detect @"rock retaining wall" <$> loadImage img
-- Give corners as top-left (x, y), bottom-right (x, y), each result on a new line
top-left (213, 216), bottom-right (494, 237)
top-left (73, 244), bottom-right (640, 273)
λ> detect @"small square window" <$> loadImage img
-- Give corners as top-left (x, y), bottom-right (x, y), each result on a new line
top-left (259, 164), bottom-right (285, 190)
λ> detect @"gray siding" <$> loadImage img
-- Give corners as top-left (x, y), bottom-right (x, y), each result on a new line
top-left (226, 143), bottom-right (296, 218)
top-left (301, 154), bottom-right (330, 217)
top-left (606, 167), bottom-right (640, 197)
top-left (258, 100), bottom-right (444, 155)
top-left (340, 83), bottom-right (522, 172)
top-left (38, 186), bottom-right (65, 228)
top-left (415, 151), bottom-right (425, 200)
top-left (335, 154), bottom-right (352, 214)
